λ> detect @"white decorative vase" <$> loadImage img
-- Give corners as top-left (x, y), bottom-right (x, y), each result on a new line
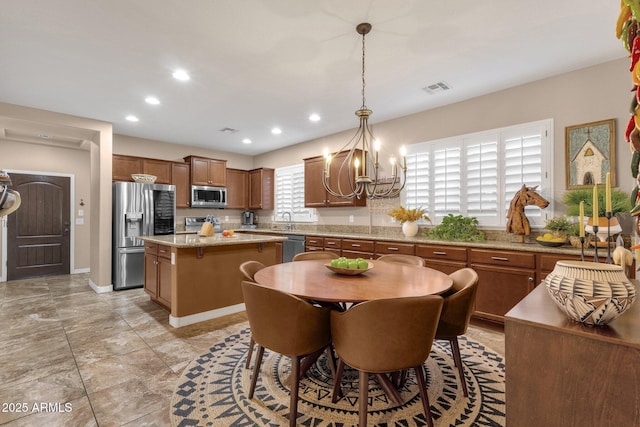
top-left (544, 260), bottom-right (636, 326)
top-left (402, 221), bottom-right (418, 237)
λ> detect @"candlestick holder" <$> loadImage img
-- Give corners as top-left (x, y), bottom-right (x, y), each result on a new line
top-left (580, 236), bottom-right (585, 262)
top-left (592, 225), bottom-right (599, 263)
top-left (605, 211), bottom-right (613, 264)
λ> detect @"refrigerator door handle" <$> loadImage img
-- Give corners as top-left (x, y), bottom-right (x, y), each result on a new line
top-left (118, 247), bottom-right (145, 254)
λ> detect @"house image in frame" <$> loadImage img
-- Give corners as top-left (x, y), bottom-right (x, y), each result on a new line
top-left (572, 138), bottom-right (607, 185)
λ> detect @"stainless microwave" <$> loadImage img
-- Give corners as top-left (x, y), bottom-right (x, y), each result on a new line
top-left (191, 185), bottom-right (227, 208)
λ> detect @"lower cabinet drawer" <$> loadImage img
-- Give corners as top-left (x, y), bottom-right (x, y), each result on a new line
top-left (416, 244), bottom-right (467, 262)
top-left (306, 236), bottom-right (324, 247)
top-left (374, 241), bottom-right (415, 255)
top-left (342, 239), bottom-right (375, 253)
top-left (469, 248), bottom-right (535, 269)
top-left (324, 237), bottom-right (342, 249)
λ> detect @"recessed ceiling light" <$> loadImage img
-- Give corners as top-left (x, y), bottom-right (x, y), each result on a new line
top-left (145, 96), bottom-right (160, 105)
top-left (242, 138), bottom-right (252, 144)
top-left (125, 115), bottom-right (139, 122)
top-left (172, 69), bottom-right (190, 81)
top-left (271, 127), bottom-right (282, 135)
top-left (309, 113), bottom-right (321, 122)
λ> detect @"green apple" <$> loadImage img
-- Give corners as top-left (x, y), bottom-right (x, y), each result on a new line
top-left (357, 259), bottom-right (369, 269)
top-left (330, 259), bottom-right (340, 267)
top-left (348, 259), bottom-right (358, 269)
top-left (336, 258), bottom-right (348, 268)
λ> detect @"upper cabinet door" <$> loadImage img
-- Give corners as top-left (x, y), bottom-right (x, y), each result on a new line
top-left (112, 155), bottom-right (142, 181)
top-left (143, 159), bottom-right (171, 184)
top-left (171, 162), bottom-right (190, 208)
top-left (249, 168), bottom-right (274, 210)
top-left (187, 156), bottom-right (227, 186)
top-left (303, 151), bottom-right (366, 208)
top-left (226, 168), bottom-right (248, 209)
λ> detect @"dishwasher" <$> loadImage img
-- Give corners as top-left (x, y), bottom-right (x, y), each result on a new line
top-left (282, 234), bottom-right (306, 262)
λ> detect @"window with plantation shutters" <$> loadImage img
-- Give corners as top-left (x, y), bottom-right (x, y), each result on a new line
top-left (275, 164), bottom-right (317, 222)
top-left (404, 119), bottom-right (552, 228)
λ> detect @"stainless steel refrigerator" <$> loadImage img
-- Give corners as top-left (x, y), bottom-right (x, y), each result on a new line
top-left (112, 182), bottom-right (175, 290)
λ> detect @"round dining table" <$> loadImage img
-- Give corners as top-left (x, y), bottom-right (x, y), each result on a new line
top-left (253, 259), bottom-right (453, 303)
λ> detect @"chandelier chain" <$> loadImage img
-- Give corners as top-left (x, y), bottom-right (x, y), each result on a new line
top-left (361, 30), bottom-right (366, 109)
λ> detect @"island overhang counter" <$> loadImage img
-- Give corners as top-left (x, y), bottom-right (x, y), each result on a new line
top-left (139, 233), bottom-right (286, 327)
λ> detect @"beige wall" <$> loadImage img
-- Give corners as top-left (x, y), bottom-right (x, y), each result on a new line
top-left (255, 57), bottom-right (634, 228)
top-left (0, 57), bottom-right (634, 281)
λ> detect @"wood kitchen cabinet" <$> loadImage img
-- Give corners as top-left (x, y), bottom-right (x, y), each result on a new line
top-left (143, 242), bottom-right (172, 310)
top-left (324, 237), bottom-right (342, 257)
top-left (226, 168), bottom-right (248, 209)
top-left (341, 238), bottom-right (374, 259)
top-left (303, 150), bottom-right (367, 208)
top-left (142, 158), bottom-right (171, 184)
top-left (249, 168), bottom-right (274, 210)
top-left (171, 162), bottom-right (190, 208)
top-left (416, 244), bottom-right (468, 275)
top-left (306, 235), bottom-right (325, 252)
top-left (469, 248), bottom-right (536, 323)
top-left (374, 241), bottom-right (415, 257)
top-left (185, 156), bottom-right (227, 186)
top-left (112, 154), bottom-right (142, 181)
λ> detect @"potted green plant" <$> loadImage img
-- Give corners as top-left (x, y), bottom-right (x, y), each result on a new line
top-left (562, 188), bottom-right (631, 218)
top-left (544, 216), bottom-right (573, 239)
top-left (423, 214), bottom-right (486, 242)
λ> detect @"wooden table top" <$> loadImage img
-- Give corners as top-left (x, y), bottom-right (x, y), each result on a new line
top-left (253, 259), bottom-right (453, 303)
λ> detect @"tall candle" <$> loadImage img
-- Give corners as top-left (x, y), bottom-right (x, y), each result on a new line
top-left (579, 201), bottom-right (585, 237)
top-left (605, 172), bottom-right (612, 212)
top-left (592, 184), bottom-right (599, 225)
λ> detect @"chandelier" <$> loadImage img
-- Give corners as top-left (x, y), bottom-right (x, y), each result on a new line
top-left (322, 22), bottom-right (407, 200)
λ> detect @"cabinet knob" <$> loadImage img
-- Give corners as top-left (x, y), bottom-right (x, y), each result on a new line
top-left (528, 277), bottom-right (534, 282)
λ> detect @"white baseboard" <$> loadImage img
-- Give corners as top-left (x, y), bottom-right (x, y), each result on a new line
top-left (89, 278), bottom-right (113, 294)
top-left (169, 303), bottom-right (246, 328)
top-left (73, 268), bottom-right (90, 274)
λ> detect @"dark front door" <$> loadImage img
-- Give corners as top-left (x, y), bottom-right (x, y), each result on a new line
top-left (7, 174), bottom-right (71, 280)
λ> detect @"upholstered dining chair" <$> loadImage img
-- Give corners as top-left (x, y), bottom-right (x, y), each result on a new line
top-left (241, 280), bottom-right (332, 427)
top-left (435, 267), bottom-right (479, 397)
top-left (376, 253), bottom-right (426, 266)
top-left (331, 295), bottom-right (444, 427)
top-left (239, 261), bottom-right (266, 369)
top-left (292, 251), bottom-right (339, 261)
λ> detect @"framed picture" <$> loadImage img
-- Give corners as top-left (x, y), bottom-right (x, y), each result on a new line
top-left (565, 119), bottom-right (615, 189)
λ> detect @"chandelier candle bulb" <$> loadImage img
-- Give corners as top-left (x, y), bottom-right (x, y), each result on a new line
top-left (593, 184), bottom-right (598, 224)
top-left (354, 157), bottom-right (360, 177)
top-left (579, 201), bottom-right (585, 237)
top-left (605, 172), bottom-right (612, 212)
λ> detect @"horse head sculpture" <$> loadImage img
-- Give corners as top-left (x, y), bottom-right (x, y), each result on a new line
top-left (506, 184), bottom-right (549, 242)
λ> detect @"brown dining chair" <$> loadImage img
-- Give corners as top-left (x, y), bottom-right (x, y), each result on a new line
top-left (292, 251), bottom-right (339, 261)
top-left (239, 261), bottom-right (266, 369)
top-left (331, 295), bottom-right (444, 427)
top-left (241, 280), bottom-right (332, 427)
top-left (435, 267), bottom-right (479, 397)
top-left (376, 253), bottom-right (425, 266)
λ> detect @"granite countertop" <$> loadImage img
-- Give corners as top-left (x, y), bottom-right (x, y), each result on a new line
top-left (240, 228), bottom-right (594, 256)
top-left (139, 233), bottom-right (287, 248)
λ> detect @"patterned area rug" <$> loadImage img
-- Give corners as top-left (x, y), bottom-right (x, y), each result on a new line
top-left (171, 322), bottom-right (505, 426)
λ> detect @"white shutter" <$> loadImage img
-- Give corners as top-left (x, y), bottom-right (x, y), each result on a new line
top-left (503, 130), bottom-right (543, 223)
top-left (404, 152), bottom-right (429, 212)
top-left (433, 145), bottom-right (461, 217)
top-left (466, 137), bottom-right (498, 221)
top-left (275, 164), bottom-right (316, 222)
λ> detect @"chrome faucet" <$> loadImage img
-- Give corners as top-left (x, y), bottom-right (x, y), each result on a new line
top-left (282, 211), bottom-right (294, 230)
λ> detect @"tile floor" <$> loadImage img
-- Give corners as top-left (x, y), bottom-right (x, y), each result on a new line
top-left (0, 273), bottom-right (505, 426)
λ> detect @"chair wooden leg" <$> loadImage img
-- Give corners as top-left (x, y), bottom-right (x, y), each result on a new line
top-left (249, 345), bottom-right (264, 399)
top-left (449, 337), bottom-right (468, 397)
top-left (289, 356), bottom-right (300, 427)
top-left (332, 358), bottom-right (345, 403)
top-left (414, 365), bottom-right (434, 427)
top-left (359, 370), bottom-right (369, 427)
top-left (245, 336), bottom-right (255, 369)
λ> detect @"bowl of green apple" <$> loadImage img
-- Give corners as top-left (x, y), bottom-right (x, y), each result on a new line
top-left (326, 257), bottom-right (373, 275)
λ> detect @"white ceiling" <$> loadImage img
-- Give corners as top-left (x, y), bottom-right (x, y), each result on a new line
top-left (0, 0), bottom-right (626, 156)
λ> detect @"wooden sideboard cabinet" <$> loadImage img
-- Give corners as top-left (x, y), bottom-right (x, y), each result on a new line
top-left (505, 283), bottom-right (640, 427)
top-left (469, 248), bottom-right (536, 323)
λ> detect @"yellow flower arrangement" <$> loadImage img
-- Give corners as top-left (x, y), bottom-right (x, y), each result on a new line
top-left (388, 206), bottom-right (430, 224)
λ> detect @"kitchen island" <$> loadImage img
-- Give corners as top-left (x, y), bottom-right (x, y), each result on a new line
top-left (139, 233), bottom-right (286, 327)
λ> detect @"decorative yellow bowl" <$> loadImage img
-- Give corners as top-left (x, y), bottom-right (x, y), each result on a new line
top-left (544, 260), bottom-right (636, 326)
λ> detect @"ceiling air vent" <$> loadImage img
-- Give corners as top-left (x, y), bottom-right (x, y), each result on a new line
top-left (219, 127), bottom-right (239, 134)
top-left (422, 81), bottom-right (452, 95)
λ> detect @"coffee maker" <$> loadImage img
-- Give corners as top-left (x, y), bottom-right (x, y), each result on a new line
top-left (241, 210), bottom-right (256, 229)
